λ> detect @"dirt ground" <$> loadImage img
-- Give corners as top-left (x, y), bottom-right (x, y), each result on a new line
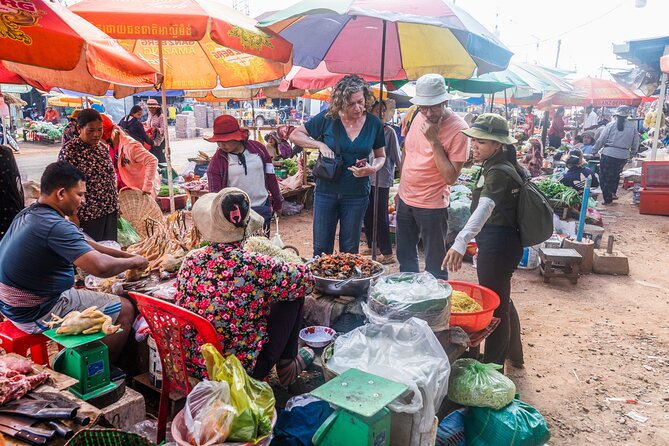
top-left (278, 187), bottom-right (669, 446)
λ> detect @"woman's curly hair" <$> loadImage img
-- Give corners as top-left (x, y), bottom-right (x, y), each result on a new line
top-left (326, 74), bottom-right (374, 120)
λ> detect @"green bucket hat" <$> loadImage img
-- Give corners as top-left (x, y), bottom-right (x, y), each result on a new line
top-left (462, 113), bottom-right (517, 144)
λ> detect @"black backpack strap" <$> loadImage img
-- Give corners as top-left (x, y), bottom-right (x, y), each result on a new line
top-left (485, 163), bottom-right (523, 231)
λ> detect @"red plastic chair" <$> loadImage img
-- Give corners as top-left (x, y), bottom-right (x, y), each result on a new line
top-left (0, 320), bottom-right (50, 366)
top-left (128, 292), bottom-right (223, 445)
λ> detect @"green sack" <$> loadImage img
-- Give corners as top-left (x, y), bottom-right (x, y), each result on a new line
top-left (448, 359), bottom-right (516, 410)
top-left (117, 217), bottom-right (141, 248)
top-left (465, 398), bottom-right (550, 446)
top-left (201, 344), bottom-right (275, 443)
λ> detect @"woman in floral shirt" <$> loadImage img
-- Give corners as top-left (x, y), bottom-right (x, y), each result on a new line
top-left (58, 109), bottom-right (119, 241)
top-left (175, 188), bottom-right (315, 385)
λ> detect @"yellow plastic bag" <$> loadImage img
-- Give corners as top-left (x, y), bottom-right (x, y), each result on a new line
top-left (201, 344), bottom-right (276, 442)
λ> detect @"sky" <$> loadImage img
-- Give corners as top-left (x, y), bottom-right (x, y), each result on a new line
top-left (224, 0), bottom-right (669, 79)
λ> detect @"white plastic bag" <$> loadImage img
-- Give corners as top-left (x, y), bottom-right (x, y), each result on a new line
top-left (327, 318), bottom-right (451, 433)
top-left (271, 214), bottom-right (284, 248)
top-left (185, 381), bottom-right (235, 446)
top-left (366, 272), bottom-right (452, 331)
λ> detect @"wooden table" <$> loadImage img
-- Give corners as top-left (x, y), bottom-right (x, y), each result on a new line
top-left (539, 247), bottom-right (582, 284)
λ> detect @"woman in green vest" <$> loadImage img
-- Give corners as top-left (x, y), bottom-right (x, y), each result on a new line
top-left (442, 113), bottom-right (525, 370)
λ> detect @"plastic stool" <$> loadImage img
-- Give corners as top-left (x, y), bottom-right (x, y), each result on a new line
top-left (0, 320), bottom-right (50, 366)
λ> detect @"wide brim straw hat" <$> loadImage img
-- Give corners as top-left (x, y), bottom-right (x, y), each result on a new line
top-left (192, 188), bottom-right (263, 244)
top-left (462, 113), bottom-right (517, 144)
top-left (146, 98), bottom-right (160, 107)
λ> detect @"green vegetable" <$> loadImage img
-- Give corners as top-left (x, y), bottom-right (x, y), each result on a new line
top-left (281, 159), bottom-right (298, 176)
top-left (537, 178), bottom-right (580, 207)
top-left (158, 185), bottom-right (183, 197)
top-left (448, 359), bottom-right (516, 410)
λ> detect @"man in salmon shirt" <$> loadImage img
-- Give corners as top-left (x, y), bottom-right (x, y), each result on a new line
top-left (396, 74), bottom-right (469, 280)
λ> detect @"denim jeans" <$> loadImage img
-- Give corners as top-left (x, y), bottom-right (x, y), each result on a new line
top-left (395, 198), bottom-right (449, 280)
top-left (313, 191), bottom-right (369, 257)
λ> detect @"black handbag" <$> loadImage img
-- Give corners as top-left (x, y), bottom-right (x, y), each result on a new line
top-left (312, 121), bottom-right (343, 181)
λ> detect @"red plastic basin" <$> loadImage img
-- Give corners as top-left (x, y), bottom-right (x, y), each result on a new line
top-left (448, 280), bottom-right (500, 333)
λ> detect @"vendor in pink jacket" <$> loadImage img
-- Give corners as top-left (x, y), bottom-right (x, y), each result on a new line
top-left (102, 114), bottom-right (160, 198)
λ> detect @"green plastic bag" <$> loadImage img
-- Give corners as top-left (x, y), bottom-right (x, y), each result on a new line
top-left (201, 344), bottom-right (275, 442)
top-left (465, 397), bottom-right (550, 446)
top-left (117, 217), bottom-right (141, 248)
top-left (448, 359), bottom-right (516, 410)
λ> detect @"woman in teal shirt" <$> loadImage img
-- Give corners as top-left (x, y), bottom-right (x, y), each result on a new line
top-left (291, 75), bottom-right (386, 257)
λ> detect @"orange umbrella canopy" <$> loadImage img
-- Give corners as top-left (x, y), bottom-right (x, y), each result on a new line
top-left (70, 0), bottom-right (293, 89)
top-left (0, 0), bottom-right (160, 97)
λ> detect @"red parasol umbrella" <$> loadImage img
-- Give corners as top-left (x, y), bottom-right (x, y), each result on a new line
top-left (0, 0), bottom-right (160, 97)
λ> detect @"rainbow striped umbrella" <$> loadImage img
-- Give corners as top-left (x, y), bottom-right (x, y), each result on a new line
top-left (259, 0), bottom-right (512, 81)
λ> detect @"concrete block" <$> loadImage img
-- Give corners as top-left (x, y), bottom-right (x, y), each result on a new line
top-left (563, 238), bottom-right (595, 273)
top-left (101, 387), bottom-right (146, 431)
top-left (593, 250), bottom-right (629, 275)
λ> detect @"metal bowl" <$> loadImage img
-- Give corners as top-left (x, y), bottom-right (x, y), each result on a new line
top-left (309, 261), bottom-right (386, 296)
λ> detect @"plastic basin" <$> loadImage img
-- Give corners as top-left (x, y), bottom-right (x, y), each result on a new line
top-left (447, 281), bottom-right (500, 333)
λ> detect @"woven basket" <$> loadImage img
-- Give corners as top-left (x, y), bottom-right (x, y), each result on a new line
top-left (118, 188), bottom-right (163, 239)
top-left (65, 429), bottom-right (154, 446)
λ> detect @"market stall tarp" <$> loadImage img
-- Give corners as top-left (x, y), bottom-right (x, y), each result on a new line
top-left (280, 62), bottom-right (407, 92)
top-left (70, 0), bottom-right (293, 90)
top-left (260, 0), bottom-right (513, 80)
top-left (537, 77), bottom-right (642, 108)
top-left (47, 94), bottom-right (103, 107)
top-left (0, 0), bottom-right (160, 98)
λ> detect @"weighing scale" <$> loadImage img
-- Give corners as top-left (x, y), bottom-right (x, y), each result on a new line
top-left (44, 329), bottom-right (121, 401)
top-left (311, 368), bottom-right (408, 446)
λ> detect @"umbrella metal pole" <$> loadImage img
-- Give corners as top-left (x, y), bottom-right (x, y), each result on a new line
top-left (504, 89), bottom-right (508, 120)
top-left (371, 20), bottom-right (387, 262)
top-left (490, 93), bottom-right (494, 112)
top-left (251, 93), bottom-right (257, 140)
top-left (159, 39), bottom-right (175, 213)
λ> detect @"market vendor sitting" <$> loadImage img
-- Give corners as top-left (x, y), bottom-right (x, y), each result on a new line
top-left (0, 161), bottom-right (147, 362)
top-left (206, 115), bottom-right (282, 235)
top-left (560, 149), bottom-right (599, 192)
top-left (174, 187), bottom-right (315, 386)
top-left (580, 131), bottom-right (596, 157)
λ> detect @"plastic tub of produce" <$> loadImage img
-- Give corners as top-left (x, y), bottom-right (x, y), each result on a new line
top-left (447, 281), bottom-right (500, 333)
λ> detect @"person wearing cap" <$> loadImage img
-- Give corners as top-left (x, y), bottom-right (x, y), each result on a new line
top-left (59, 109), bottom-right (119, 241)
top-left (360, 99), bottom-right (401, 265)
top-left (560, 149), bottom-right (599, 191)
top-left (443, 113), bottom-right (526, 369)
top-left (580, 131), bottom-right (596, 156)
top-left (102, 116), bottom-right (160, 197)
top-left (175, 188), bottom-right (315, 385)
top-left (118, 105), bottom-right (154, 150)
top-left (593, 106), bottom-right (640, 204)
top-left (289, 74), bottom-right (386, 257)
top-left (395, 73), bottom-right (468, 280)
top-left (206, 115), bottom-right (282, 235)
top-left (62, 109), bottom-right (81, 147)
top-left (145, 98), bottom-right (166, 163)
